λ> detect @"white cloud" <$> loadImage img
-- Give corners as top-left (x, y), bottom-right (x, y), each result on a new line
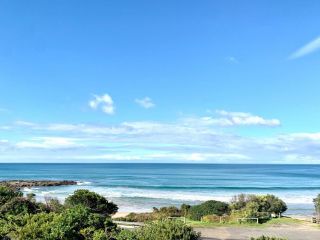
top-left (135, 97), bottom-right (155, 109)
top-left (183, 110), bottom-right (280, 127)
top-left (16, 137), bottom-right (82, 150)
top-left (89, 94), bottom-right (115, 115)
top-left (289, 36), bottom-right (320, 59)
top-left (216, 110), bottom-right (281, 126)
top-left (72, 152), bottom-right (249, 162)
top-left (3, 111), bottom-right (320, 163)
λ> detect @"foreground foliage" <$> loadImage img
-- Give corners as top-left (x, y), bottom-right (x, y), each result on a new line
top-left (119, 220), bottom-right (200, 240)
top-left (0, 185), bottom-right (200, 240)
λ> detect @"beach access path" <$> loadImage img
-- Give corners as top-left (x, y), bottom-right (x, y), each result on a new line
top-left (197, 223), bottom-right (320, 240)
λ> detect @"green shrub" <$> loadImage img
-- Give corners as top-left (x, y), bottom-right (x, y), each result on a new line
top-left (117, 206), bottom-right (182, 222)
top-left (116, 212), bottom-right (155, 222)
top-left (188, 200), bottom-right (229, 221)
top-left (116, 229), bottom-right (139, 240)
top-left (135, 220), bottom-right (200, 240)
top-left (11, 206), bottom-right (108, 240)
top-left (153, 206), bottom-right (182, 218)
top-left (0, 197), bottom-right (38, 215)
top-left (65, 189), bottom-right (118, 216)
top-left (0, 185), bottom-right (23, 205)
top-left (44, 197), bottom-right (65, 213)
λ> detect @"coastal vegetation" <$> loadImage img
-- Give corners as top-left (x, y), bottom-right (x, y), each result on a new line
top-left (1, 183), bottom-right (312, 240)
top-left (0, 185), bottom-right (200, 240)
top-left (117, 194), bottom-right (287, 224)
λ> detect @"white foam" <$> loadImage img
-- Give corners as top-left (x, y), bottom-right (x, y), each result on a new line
top-left (22, 185), bottom-right (315, 211)
top-left (76, 181), bottom-right (92, 186)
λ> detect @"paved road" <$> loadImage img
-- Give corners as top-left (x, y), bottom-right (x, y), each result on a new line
top-left (196, 224), bottom-right (320, 240)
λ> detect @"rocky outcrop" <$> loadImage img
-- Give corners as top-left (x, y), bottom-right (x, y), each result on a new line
top-left (0, 180), bottom-right (77, 188)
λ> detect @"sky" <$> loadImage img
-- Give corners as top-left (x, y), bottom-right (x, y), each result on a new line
top-left (0, 0), bottom-right (320, 163)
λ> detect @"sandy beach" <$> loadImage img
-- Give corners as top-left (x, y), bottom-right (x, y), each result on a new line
top-left (112, 212), bottom-right (130, 219)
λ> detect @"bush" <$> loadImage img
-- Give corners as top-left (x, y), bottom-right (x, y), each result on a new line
top-left (116, 212), bottom-right (155, 222)
top-left (44, 197), bottom-right (65, 213)
top-left (65, 189), bottom-right (118, 216)
top-left (135, 220), bottom-right (201, 240)
top-left (0, 197), bottom-right (38, 215)
top-left (0, 185), bottom-right (23, 205)
top-left (116, 229), bottom-right (139, 240)
top-left (188, 200), bottom-right (229, 221)
top-left (117, 206), bottom-right (182, 222)
top-left (10, 206), bottom-right (108, 240)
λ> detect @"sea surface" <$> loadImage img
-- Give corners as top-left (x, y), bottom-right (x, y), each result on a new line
top-left (0, 163), bottom-right (318, 216)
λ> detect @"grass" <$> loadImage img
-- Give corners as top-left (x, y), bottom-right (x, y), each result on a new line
top-left (264, 217), bottom-right (305, 225)
top-left (184, 216), bottom-right (307, 228)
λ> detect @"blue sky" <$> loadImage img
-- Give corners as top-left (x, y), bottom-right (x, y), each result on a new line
top-left (0, 0), bottom-right (320, 163)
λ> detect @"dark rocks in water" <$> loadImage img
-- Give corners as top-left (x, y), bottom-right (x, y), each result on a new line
top-left (0, 180), bottom-right (77, 188)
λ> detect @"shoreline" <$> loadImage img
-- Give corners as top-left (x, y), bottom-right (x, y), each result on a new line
top-left (1, 178), bottom-right (316, 218)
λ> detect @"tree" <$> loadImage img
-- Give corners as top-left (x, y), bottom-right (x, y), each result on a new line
top-left (180, 204), bottom-right (191, 216)
top-left (65, 189), bottom-right (118, 216)
top-left (263, 195), bottom-right (287, 216)
top-left (313, 194), bottom-right (320, 216)
top-left (230, 194), bottom-right (287, 220)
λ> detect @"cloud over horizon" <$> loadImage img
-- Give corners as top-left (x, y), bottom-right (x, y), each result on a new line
top-left (0, 110), bottom-right (318, 163)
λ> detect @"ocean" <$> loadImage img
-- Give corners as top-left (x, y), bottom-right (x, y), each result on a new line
top-left (0, 163), bottom-right (318, 216)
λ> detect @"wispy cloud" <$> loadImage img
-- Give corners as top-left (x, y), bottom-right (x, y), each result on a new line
top-left (135, 97), bottom-right (155, 109)
top-left (16, 137), bottom-right (83, 150)
top-left (2, 111), bottom-right (320, 163)
top-left (215, 110), bottom-right (281, 126)
top-left (183, 110), bottom-right (280, 127)
top-left (289, 36), bottom-right (320, 59)
top-left (89, 94), bottom-right (115, 115)
top-left (225, 56), bottom-right (239, 64)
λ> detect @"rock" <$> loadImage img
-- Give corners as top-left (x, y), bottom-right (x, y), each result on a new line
top-left (0, 180), bottom-right (77, 188)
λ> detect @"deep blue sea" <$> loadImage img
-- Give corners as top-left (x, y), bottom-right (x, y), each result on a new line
top-left (0, 164), bottom-right (318, 216)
